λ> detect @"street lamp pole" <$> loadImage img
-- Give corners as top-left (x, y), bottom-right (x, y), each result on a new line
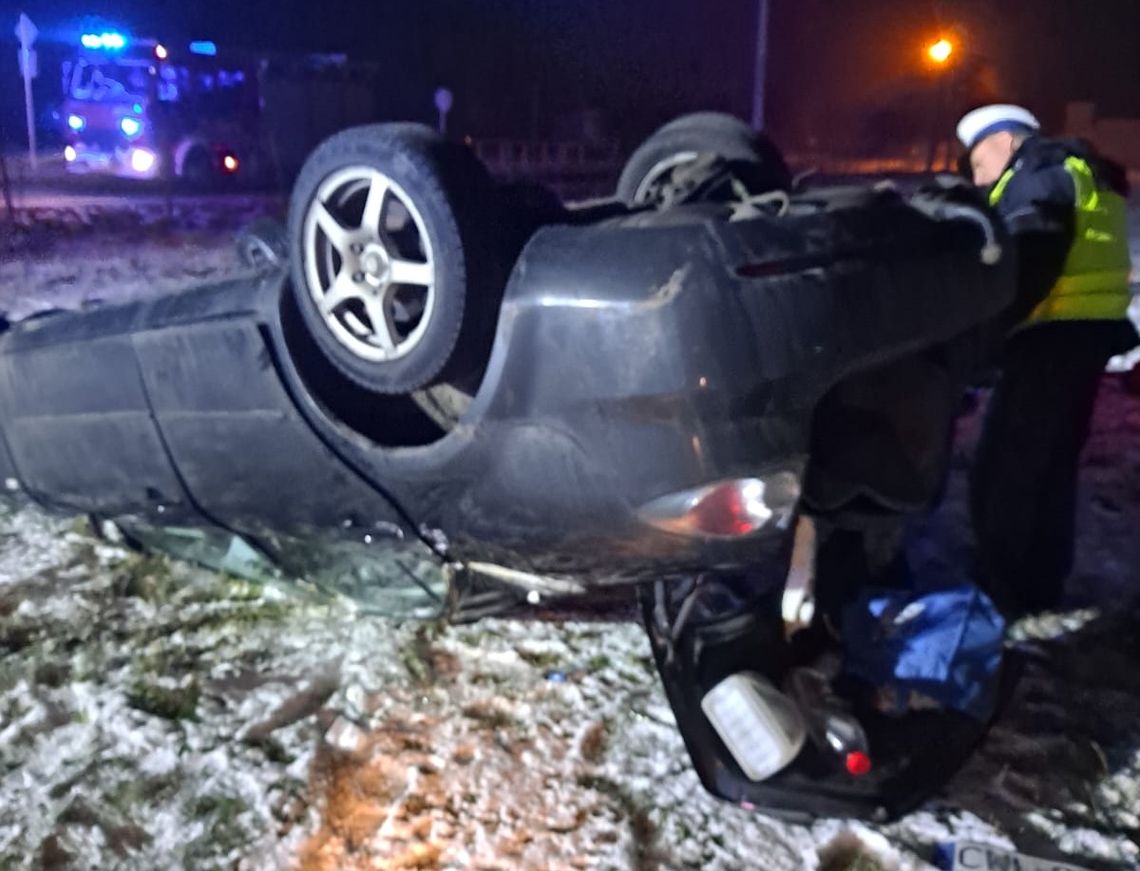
top-left (751, 0), bottom-right (770, 131)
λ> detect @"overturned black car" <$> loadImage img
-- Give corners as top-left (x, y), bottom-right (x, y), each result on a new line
top-left (0, 114), bottom-right (1015, 821)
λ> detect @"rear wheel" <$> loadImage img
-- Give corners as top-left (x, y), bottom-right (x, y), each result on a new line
top-left (287, 124), bottom-right (495, 394)
top-left (618, 112), bottom-right (790, 207)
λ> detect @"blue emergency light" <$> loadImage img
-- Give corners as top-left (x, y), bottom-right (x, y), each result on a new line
top-left (189, 41), bottom-right (217, 56)
top-left (81, 32), bottom-right (127, 50)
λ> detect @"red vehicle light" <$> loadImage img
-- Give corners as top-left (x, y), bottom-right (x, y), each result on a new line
top-left (845, 751), bottom-right (872, 777)
top-left (692, 482), bottom-right (757, 536)
top-left (222, 154), bottom-right (240, 174)
top-left (637, 473), bottom-right (800, 539)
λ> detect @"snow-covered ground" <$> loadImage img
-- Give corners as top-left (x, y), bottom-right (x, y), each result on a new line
top-left (0, 198), bottom-right (282, 321)
top-left (0, 204), bottom-right (1138, 870)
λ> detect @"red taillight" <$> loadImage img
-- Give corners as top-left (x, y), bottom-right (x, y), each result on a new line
top-left (845, 751), bottom-right (872, 777)
top-left (638, 473), bottom-right (801, 539)
top-left (222, 154), bottom-right (239, 173)
top-left (691, 481), bottom-right (752, 536)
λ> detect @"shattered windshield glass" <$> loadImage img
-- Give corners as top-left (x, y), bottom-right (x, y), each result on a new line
top-left (117, 521), bottom-right (448, 621)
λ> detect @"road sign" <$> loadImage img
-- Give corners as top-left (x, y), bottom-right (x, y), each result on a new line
top-left (434, 87), bottom-right (453, 135)
top-left (15, 12), bottom-right (37, 46)
top-left (15, 13), bottom-right (38, 170)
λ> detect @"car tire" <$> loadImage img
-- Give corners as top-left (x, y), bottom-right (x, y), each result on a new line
top-left (287, 123), bottom-right (495, 394)
top-left (617, 112), bottom-right (790, 207)
top-left (236, 218), bottom-right (288, 272)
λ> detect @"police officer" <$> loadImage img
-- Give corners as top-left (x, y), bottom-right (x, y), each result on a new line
top-left (957, 104), bottom-right (1138, 615)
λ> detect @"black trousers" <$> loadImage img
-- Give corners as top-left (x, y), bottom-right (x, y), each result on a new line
top-left (802, 338), bottom-right (979, 621)
top-left (969, 321), bottom-right (1128, 613)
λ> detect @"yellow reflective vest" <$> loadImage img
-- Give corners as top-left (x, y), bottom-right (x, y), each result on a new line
top-left (990, 155), bottom-right (1132, 324)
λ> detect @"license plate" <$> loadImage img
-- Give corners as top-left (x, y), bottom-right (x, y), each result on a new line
top-left (948, 842), bottom-right (1092, 871)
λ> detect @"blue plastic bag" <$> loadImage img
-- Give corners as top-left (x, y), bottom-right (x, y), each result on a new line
top-left (843, 584), bottom-right (1005, 720)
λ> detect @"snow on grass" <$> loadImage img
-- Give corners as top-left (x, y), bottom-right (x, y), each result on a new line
top-left (2, 488), bottom-right (1137, 869)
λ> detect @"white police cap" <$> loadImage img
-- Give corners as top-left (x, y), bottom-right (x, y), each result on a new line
top-left (956, 104), bottom-right (1041, 151)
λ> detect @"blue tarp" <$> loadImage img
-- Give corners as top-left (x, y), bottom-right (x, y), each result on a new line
top-left (843, 584), bottom-right (1005, 720)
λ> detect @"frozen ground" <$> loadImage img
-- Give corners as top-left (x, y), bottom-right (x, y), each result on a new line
top-left (0, 206), bottom-right (1138, 870)
top-left (0, 198), bottom-right (283, 321)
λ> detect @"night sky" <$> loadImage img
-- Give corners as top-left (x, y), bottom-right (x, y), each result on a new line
top-left (2, 0), bottom-right (1140, 152)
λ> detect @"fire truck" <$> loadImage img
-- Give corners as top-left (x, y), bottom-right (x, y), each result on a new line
top-left (61, 32), bottom-right (382, 186)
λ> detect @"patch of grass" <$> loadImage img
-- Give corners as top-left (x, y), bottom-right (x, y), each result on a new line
top-left (126, 678), bottom-right (201, 722)
top-left (575, 773), bottom-right (662, 871)
top-left (400, 645), bottom-right (431, 685)
top-left (0, 585), bottom-right (23, 619)
top-left (579, 721), bottom-right (609, 764)
top-left (38, 832), bottom-right (75, 869)
top-left (106, 772), bottom-right (182, 815)
top-left (515, 648), bottom-right (564, 670)
top-left (33, 659), bottom-right (71, 688)
top-left (401, 624), bottom-right (460, 686)
top-left (460, 700), bottom-right (514, 729)
top-left (188, 599), bottom-right (294, 631)
top-left (0, 622), bottom-right (36, 654)
top-left (67, 515), bottom-right (97, 538)
top-left (129, 640), bottom-right (204, 684)
top-left (105, 823), bottom-right (150, 858)
top-left (113, 554), bottom-right (175, 602)
top-left (69, 541), bottom-right (103, 572)
top-left (183, 793), bottom-right (251, 866)
top-left (175, 576), bottom-right (268, 605)
top-left (469, 671), bottom-right (512, 687)
top-left (190, 793), bottom-right (247, 820)
top-left (253, 737), bottom-right (293, 765)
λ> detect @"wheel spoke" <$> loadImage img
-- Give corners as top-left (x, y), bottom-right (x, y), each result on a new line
top-left (320, 272), bottom-right (361, 316)
top-left (313, 201), bottom-right (351, 254)
top-left (389, 258), bottom-right (433, 287)
top-left (361, 294), bottom-right (398, 352)
top-left (361, 174), bottom-right (390, 235)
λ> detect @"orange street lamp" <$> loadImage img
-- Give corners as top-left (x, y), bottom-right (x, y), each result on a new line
top-left (927, 38), bottom-right (955, 65)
